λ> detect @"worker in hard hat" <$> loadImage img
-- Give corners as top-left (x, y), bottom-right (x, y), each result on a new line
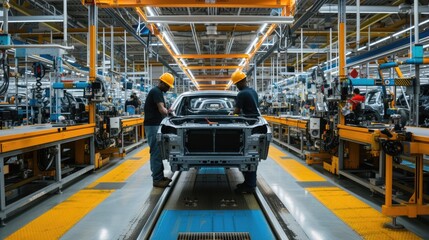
top-left (349, 88), bottom-right (365, 111)
top-left (125, 92), bottom-right (142, 114)
top-left (144, 72), bottom-right (175, 188)
top-left (231, 70), bottom-right (260, 193)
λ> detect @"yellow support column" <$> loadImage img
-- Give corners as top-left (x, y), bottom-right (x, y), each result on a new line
top-left (338, 0), bottom-right (347, 125)
top-left (88, 6), bottom-right (97, 124)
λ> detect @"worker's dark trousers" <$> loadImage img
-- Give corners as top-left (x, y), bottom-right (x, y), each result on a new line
top-left (145, 125), bottom-right (164, 182)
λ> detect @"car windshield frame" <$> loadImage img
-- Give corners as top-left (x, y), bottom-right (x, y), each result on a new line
top-left (175, 95), bottom-right (236, 116)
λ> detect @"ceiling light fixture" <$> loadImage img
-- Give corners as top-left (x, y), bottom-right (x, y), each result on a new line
top-left (180, 59), bottom-right (188, 67)
top-left (146, 7), bottom-right (155, 17)
top-left (245, 37), bottom-right (260, 54)
top-left (162, 32), bottom-right (180, 55)
top-left (238, 58), bottom-right (246, 66)
top-left (258, 23), bottom-right (268, 34)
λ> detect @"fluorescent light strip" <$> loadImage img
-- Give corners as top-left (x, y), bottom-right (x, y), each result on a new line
top-left (187, 69), bottom-right (198, 88)
top-left (245, 37), bottom-right (259, 54)
top-left (162, 32), bottom-right (180, 55)
top-left (355, 19), bottom-right (429, 53)
top-left (258, 23), bottom-right (268, 34)
top-left (357, 46), bottom-right (367, 51)
top-left (393, 19), bottom-right (429, 37)
top-left (369, 36), bottom-right (391, 46)
top-left (146, 7), bottom-right (155, 17)
top-left (239, 58), bottom-right (246, 66)
top-left (180, 58), bottom-right (187, 67)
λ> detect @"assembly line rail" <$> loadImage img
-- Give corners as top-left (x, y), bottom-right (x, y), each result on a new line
top-left (136, 169), bottom-right (291, 239)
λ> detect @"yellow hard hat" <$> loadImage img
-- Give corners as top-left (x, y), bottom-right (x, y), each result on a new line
top-left (159, 72), bottom-right (175, 88)
top-left (231, 71), bottom-right (246, 84)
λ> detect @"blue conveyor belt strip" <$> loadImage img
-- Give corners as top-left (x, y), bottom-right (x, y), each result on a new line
top-left (401, 160), bottom-right (429, 172)
top-left (150, 210), bottom-right (275, 240)
top-left (198, 167), bottom-right (226, 175)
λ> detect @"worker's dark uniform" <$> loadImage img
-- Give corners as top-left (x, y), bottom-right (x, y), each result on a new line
top-left (144, 86), bottom-right (167, 182)
top-left (236, 86), bottom-right (259, 188)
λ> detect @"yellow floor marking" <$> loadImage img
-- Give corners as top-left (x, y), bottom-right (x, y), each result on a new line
top-left (7, 147), bottom-right (151, 239)
top-left (307, 187), bottom-right (421, 240)
top-left (5, 190), bottom-right (114, 240)
top-left (268, 144), bottom-right (288, 157)
top-left (93, 147), bottom-right (150, 183)
top-left (132, 146), bottom-right (150, 158)
top-left (269, 145), bottom-right (326, 182)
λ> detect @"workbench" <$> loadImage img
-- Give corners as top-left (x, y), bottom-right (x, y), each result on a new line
top-left (264, 115), bottom-right (308, 157)
top-left (336, 124), bottom-right (429, 219)
top-left (335, 124), bottom-right (389, 197)
top-left (0, 124), bottom-right (95, 223)
top-left (119, 116), bottom-right (145, 156)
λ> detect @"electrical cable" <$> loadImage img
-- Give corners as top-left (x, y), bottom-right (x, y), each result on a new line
top-left (32, 62), bottom-right (46, 105)
top-left (37, 147), bottom-right (58, 171)
top-left (0, 51), bottom-right (10, 96)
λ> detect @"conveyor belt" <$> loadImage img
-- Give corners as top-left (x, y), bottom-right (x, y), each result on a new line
top-left (138, 168), bottom-right (289, 239)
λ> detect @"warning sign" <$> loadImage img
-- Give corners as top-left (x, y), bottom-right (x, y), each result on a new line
top-left (350, 69), bottom-right (358, 78)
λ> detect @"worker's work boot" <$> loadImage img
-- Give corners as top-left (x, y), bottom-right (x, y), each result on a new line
top-left (153, 178), bottom-right (171, 188)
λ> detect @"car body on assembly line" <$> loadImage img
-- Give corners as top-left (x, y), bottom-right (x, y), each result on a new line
top-left (158, 90), bottom-right (272, 172)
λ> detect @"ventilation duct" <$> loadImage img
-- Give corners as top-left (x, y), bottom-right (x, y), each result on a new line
top-left (206, 25), bottom-right (217, 35)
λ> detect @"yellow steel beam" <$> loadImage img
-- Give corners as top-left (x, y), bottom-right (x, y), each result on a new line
top-left (88, 0), bottom-right (294, 8)
top-left (339, 22), bottom-right (346, 78)
top-left (176, 54), bottom-right (249, 59)
top-left (185, 66), bottom-right (240, 70)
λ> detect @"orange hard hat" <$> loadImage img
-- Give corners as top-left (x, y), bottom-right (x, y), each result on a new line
top-left (231, 71), bottom-right (246, 84)
top-left (159, 72), bottom-right (175, 88)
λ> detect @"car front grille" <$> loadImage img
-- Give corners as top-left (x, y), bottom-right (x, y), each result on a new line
top-left (184, 129), bottom-right (243, 154)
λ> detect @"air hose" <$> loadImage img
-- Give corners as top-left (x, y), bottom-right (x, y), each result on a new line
top-left (37, 147), bottom-right (58, 171)
top-left (0, 51), bottom-right (10, 96)
top-left (32, 62), bottom-right (46, 105)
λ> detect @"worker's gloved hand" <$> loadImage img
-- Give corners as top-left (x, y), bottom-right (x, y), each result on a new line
top-left (167, 108), bottom-right (175, 117)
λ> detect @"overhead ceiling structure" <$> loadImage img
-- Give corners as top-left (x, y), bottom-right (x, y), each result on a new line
top-left (4, 0), bottom-right (429, 90)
